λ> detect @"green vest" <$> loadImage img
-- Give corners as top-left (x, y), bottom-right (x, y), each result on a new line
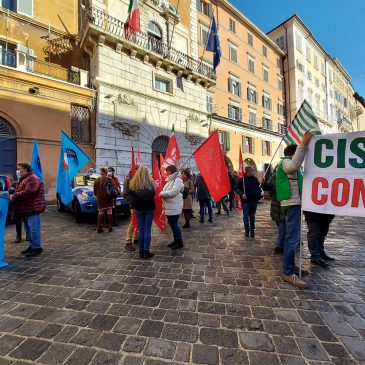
top-left (276, 157), bottom-right (303, 202)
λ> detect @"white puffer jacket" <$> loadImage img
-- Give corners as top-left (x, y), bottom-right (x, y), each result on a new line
top-left (159, 171), bottom-right (184, 216)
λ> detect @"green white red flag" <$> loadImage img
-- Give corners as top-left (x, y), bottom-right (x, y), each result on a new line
top-left (124, 0), bottom-right (140, 33)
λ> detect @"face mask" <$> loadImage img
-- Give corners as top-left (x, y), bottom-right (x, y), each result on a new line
top-left (107, 172), bottom-right (113, 176)
top-left (16, 170), bottom-right (21, 179)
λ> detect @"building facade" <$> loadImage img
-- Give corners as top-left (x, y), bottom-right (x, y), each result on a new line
top-left (0, 0), bottom-right (94, 199)
top-left (80, 0), bottom-right (215, 179)
top-left (196, 0), bottom-right (286, 175)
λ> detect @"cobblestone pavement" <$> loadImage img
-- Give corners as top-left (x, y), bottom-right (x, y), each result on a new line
top-left (1, 201), bottom-right (365, 365)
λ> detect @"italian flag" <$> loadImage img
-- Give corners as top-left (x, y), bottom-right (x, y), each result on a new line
top-left (124, 0), bottom-right (140, 33)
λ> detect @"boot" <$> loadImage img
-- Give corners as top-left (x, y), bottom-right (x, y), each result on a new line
top-left (15, 220), bottom-right (22, 243)
top-left (97, 214), bottom-right (104, 233)
top-left (167, 239), bottom-right (176, 248)
top-left (107, 214), bottom-right (113, 232)
top-left (172, 239), bottom-right (184, 250)
top-left (144, 250), bottom-right (155, 259)
top-left (139, 250), bottom-right (144, 258)
top-left (125, 241), bottom-right (136, 251)
top-left (14, 235), bottom-right (22, 243)
top-left (182, 222), bottom-right (190, 229)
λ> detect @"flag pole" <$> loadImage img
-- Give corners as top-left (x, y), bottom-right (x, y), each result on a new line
top-left (199, 6), bottom-right (215, 68)
top-left (261, 134), bottom-right (286, 183)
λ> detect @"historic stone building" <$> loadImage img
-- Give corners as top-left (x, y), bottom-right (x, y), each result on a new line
top-left (80, 0), bottom-right (215, 178)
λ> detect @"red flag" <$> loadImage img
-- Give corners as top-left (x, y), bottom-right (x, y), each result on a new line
top-left (153, 153), bottom-right (166, 232)
top-left (193, 131), bottom-right (231, 202)
top-left (164, 128), bottom-right (180, 167)
top-left (238, 146), bottom-right (244, 178)
top-left (137, 149), bottom-right (142, 166)
top-left (160, 154), bottom-right (167, 180)
top-left (130, 148), bottom-right (138, 232)
top-left (131, 147), bottom-right (136, 176)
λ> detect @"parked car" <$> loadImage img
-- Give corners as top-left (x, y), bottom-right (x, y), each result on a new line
top-left (56, 173), bottom-right (130, 222)
top-left (0, 174), bottom-right (14, 223)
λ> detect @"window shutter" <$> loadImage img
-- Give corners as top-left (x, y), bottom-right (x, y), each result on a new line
top-left (247, 87), bottom-right (250, 100)
top-left (242, 136), bottom-right (246, 153)
top-left (228, 105), bottom-right (233, 119)
top-left (225, 132), bottom-right (231, 151)
top-left (238, 108), bottom-right (243, 121)
top-left (261, 141), bottom-right (265, 155)
top-left (252, 138), bottom-right (255, 155)
top-left (262, 95), bottom-right (265, 107)
top-left (238, 83), bottom-right (242, 97)
top-left (17, 0), bottom-right (33, 17)
top-left (208, 3), bottom-right (213, 16)
top-left (254, 91), bottom-right (257, 104)
top-left (228, 78), bottom-right (232, 93)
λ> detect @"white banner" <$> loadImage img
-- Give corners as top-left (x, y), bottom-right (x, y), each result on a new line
top-left (302, 131), bottom-right (365, 217)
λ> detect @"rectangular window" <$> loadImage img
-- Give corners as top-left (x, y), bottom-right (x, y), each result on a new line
top-left (321, 61), bottom-right (325, 75)
top-left (247, 86), bottom-right (257, 104)
top-left (71, 105), bottom-right (91, 144)
top-left (196, 0), bottom-right (212, 17)
top-left (249, 110), bottom-right (256, 126)
top-left (278, 123), bottom-right (286, 134)
top-left (243, 136), bottom-right (255, 154)
top-left (262, 45), bottom-right (267, 57)
top-left (306, 45), bottom-right (311, 62)
top-left (228, 104), bottom-right (242, 121)
top-left (248, 33), bottom-right (253, 46)
top-left (322, 99), bottom-right (327, 116)
top-left (298, 81), bottom-right (304, 104)
top-left (314, 53), bottom-right (319, 69)
top-left (200, 23), bottom-right (209, 45)
top-left (278, 76), bottom-right (284, 91)
top-left (322, 83), bottom-right (326, 93)
top-left (307, 71), bottom-right (312, 81)
top-left (296, 59), bottom-right (304, 72)
top-left (262, 93), bottom-right (272, 110)
top-left (229, 43), bottom-right (238, 63)
top-left (278, 102), bottom-right (285, 116)
top-left (248, 56), bottom-right (255, 73)
top-left (262, 66), bottom-right (269, 82)
top-left (16, 0), bottom-right (33, 17)
top-left (0, 0), bottom-right (16, 11)
top-left (295, 33), bottom-right (302, 52)
top-left (229, 18), bottom-right (236, 33)
top-left (155, 77), bottom-right (172, 93)
top-left (275, 35), bottom-right (286, 51)
top-left (262, 117), bottom-right (273, 130)
top-left (206, 94), bottom-right (214, 113)
top-left (228, 77), bottom-right (241, 97)
top-left (262, 140), bottom-right (271, 156)
top-left (315, 77), bottom-right (320, 87)
top-left (0, 43), bottom-right (16, 67)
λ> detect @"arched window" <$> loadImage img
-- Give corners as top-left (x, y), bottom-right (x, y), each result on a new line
top-left (0, 117), bottom-right (16, 136)
top-left (147, 22), bottom-right (162, 41)
top-left (151, 135), bottom-right (169, 166)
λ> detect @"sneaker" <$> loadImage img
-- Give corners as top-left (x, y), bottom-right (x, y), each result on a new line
top-left (273, 247), bottom-right (284, 255)
top-left (25, 248), bottom-right (43, 258)
top-left (282, 274), bottom-right (308, 289)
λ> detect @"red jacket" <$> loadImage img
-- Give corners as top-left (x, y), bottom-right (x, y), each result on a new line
top-left (12, 172), bottom-right (46, 217)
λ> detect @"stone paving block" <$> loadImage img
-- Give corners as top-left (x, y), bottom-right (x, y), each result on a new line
top-left (280, 354), bottom-right (307, 365)
top-left (322, 342), bottom-right (350, 358)
top-left (88, 314), bottom-right (119, 331)
top-left (263, 320), bottom-right (293, 335)
top-left (162, 323), bottom-right (199, 343)
top-left (54, 325), bottom-right (79, 343)
top-left (0, 357), bottom-right (12, 365)
top-left (13, 319), bottom-right (46, 336)
top-left (0, 334), bottom-right (24, 356)
top-left (69, 329), bottom-right (101, 346)
top-left (192, 344), bottom-right (219, 365)
top-left (296, 337), bottom-right (329, 361)
top-left (122, 336), bottom-right (146, 353)
top-left (90, 351), bottom-right (122, 365)
top-left (200, 327), bottom-right (238, 348)
top-left (198, 314), bottom-right (220, 328)
top-left (96, 332), bottom-right (126, 351)
top-left (219, 348), bottom-right (249, 365)
top-left (37, 323), bottom-right (63, 339)
top-left (0, 317), bottom-right (24, 332)
top-left (298, 310), bottom-right (325, 325)
top-left (138, 320), bottom-right (164, 338)
top-left (38, 343), bottom-right (75, 364)
top-left (128, 306), bottom-right (153, 319)
top-left (197, 301), bottom-right (226, 314)
top-left (272, 335), bottom-right (301, 355)
top-left (179, 311), bottom-right (198, 325)
top-left (9, 338), bottom-right (52, 362)
top-left (121, 355), bottom-right (144, 365)
top-left (343, 314), bottom-right (365, 330)
top-left (113, 317), bottom-right (142, 334)
top-left (239, 332), bottom-right (274, 352)
top-left (143, 338), bottom-right (176, 359)
top-left (311, 325), bottom-right (338, 342)
top-left (274, 309), bottom-right (302, 322)
top-left (64, 347), bottom-right (96, 365)
top-left (107, 303), bottom-right (131, 316)
top-left (340, 336), bottom-right (365, 361)
top-left (248, 351), bottom-right (281, 365)
top-left (174, 342), bottom-right (191, 363)
top-left (290, 323), bottom-right (315, 338)
top-left (8, 304), bottom-right (40, 318)
top-left (321, 312), bottom-right (358, 337)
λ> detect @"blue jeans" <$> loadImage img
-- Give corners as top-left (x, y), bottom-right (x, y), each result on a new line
top-left (135, 210), bottom-right (155, 252)
top-left (275, 220), bottom-right (286, 250)
top-left (22, 214), bottom-right (41, 250)
top-left (283, 206), bottom-right (301, 275)
top-left (242, 200), bottom-right (258, 233)
top-left (199, 199), bottom-right (212, 220)
top-left (167, 215), bottom-right (182, 240)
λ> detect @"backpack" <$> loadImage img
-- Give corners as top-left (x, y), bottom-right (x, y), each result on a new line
top-left (106, 180), bottom-right (118, 198)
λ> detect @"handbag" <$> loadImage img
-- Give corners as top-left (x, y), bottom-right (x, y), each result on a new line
top-left (106, 180), bottom-right (118, 198)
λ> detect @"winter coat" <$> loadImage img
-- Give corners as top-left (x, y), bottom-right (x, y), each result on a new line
top-left (235, 175), bottom-right (261, 202)
top-left (195, 174), bottom-right (210, 200)
top-left (304, 211), bottom-right (335, 223)
top-left (12, 172), bottom-right (46, 217)
top-left (93, 175), bottom-right (114, 210)
top-left (182, 180), bottom-right (194, 210)
top-left (262, 172), bottom-right (285, 222)
top-left (130, 189), bottom-right (156, 212)
top-left (159, 171), bottom-right (184, 216)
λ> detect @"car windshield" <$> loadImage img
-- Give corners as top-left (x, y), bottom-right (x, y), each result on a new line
top-left (75, 174), bottom-right (100, 187)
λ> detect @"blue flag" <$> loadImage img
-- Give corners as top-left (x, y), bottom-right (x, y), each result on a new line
top-left (56, 131), bottom-right (90, 205)
top-left (206, 16), bottom-right (222, 71)
top-left (31, 138), bottom-right (44, 182)
top-left (0, 197), bottom-right (9, 268)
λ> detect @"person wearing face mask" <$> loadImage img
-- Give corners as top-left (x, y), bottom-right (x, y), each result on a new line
top-left (107, 167), bottom-right (121, 227)
top-left (10, 163), bottom-right (46, 257)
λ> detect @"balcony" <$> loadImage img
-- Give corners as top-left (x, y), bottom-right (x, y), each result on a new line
top-left (0, 49), bottom-right (87, 86)
top-left (80, 6), bottom-right (216, 85)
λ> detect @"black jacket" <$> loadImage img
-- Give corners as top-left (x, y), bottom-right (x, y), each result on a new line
top-left (195, 174), bottom-right (210, 200)
top-left (304, 211), bottom-right (335, 223)
top-left (235, 175), bottom-right (261, 202)
top-left (130, 189), bottom-right (156, 212)
top-left (261, 172), bottom-right (285, 222)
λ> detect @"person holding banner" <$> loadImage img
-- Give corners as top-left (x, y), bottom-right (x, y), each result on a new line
top-left (11, 163), bottom-right (46, 257)
top-left (160, 165), bottom-right (184, 250)
top-left (276, 131), bottom-right (313, 288)
top-left (129, 166), bottom-right (156, 259)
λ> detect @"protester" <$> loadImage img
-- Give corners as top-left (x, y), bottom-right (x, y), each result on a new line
top-left (94, 167), bottom-right (114, 233)
top-left (123, 170), bottom-right (138, 251)
top-left (181, 169), bottom-right (194, 228)
top-left (107, 167), bottom-right (121, 227)
top-left (160, 165), bottom-right (184, 249)
top-left (129, 166), bottom-right (156, 259)
top-left (276, 130), bottom-right (313, 289)
top-left (235, 166), bottom-right (261, 237)
top-left (261, 166), bottom-right (286, 254)
top-left (10, 163), bottom-right (45, 257)
top-left (228, 171), bottom-right (236, 211)
top-left (304, 212), bottom-right (335, 267)
top-left (195, 173), bottom-right (212, 223)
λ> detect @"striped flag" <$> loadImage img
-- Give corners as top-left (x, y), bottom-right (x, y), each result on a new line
top-left (284, 100), bottom-right (321, 145)
top-left (124, 0), bottom-right (140, 33)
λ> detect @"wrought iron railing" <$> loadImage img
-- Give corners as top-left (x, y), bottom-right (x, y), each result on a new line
top-left (83, 6), bottom-right (216, 81)
top-left (0, 49), bottom-right (81, 85)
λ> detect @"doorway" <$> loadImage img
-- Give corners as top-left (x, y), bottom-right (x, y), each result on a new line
top-left (0, 117), bottom-right (17, 176)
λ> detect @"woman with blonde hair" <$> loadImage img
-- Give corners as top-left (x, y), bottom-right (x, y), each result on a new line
top-left (129, 166), bottom-right (156, 259)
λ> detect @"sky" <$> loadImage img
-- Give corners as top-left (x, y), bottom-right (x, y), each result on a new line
top-left (229, 0), bottom-right (365, 96)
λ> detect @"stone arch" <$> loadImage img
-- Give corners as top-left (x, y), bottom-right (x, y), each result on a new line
top-left (243, 158), bottom-right (257, 171)
top-left (145, 12), bottom-right (167, 41)
top-left (151, 135), bottom-right (169, 166)
top-left (0, 111), bottom-right (22, 136)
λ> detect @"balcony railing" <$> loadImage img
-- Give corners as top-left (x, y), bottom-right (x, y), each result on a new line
top-left (0, 49), bottom-right (81, 85)
top-left (82, 6), bottom-right (216, 81)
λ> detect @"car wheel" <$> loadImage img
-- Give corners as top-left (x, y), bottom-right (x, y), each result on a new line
top-left (74, 201), bottom-right (83, 223)
top-left (57, 195), bottom-right (66, 212)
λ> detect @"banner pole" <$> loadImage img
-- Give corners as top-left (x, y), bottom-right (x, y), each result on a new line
top-left (299, 206), bottom-right (303, 279)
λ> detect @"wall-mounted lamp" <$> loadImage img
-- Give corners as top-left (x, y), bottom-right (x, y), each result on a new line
top-left (28, 86), bottom-right (39, 95)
